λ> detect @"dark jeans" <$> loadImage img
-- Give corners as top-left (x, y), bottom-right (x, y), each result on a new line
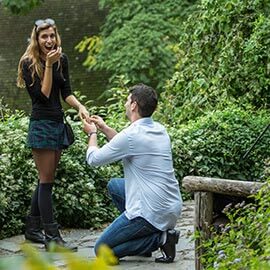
top-left (94, 178), bottom-right (162, 258)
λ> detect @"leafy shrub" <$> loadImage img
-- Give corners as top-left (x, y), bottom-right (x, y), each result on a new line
top-left (201, 175), bottom-right (270, 269)
top-left (0, 112), bottom-right (34, 238)
top-left (168, 104), bottom-right (270, 186)
top-left (0, 110), bottom-right (121, 238)
top-left (1, 79), bottom-right (270, 238)
top-left (76, 0), bottom-right (197, 90)
top-left (1, 0), bottom-right (43, 14)
top-left (162, 0), bottom-right (270, 123)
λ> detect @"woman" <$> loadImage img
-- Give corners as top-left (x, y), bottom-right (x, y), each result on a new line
top-left (17, 18), bottom-right (89, 251)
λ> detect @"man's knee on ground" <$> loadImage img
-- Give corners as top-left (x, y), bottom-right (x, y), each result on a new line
top-left (94, 241), bottom-right (100, 256)
top-left (94, 240), bottom-right (111, 256)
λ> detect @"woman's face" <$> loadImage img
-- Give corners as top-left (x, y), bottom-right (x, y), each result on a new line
top-left (37, 26), bottom-right (57, 57)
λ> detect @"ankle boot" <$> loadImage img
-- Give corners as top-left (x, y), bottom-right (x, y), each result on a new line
top-left (25, 216), bottom-right (45, 244)
top-left (155, 229), bottom-right (180, 263)
top-left (43, 222), bottom-right (77, 252)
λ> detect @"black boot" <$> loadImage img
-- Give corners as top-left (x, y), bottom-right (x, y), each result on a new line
top-left (155, 229), bottom-right (180, 263)
top-left (43, 222), bottom-right (77, 252)
top-left (25, 216), bottom-right (45, 244)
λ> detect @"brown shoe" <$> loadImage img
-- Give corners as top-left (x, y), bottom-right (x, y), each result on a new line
top-left (155, 229), bottom-right (180, 263)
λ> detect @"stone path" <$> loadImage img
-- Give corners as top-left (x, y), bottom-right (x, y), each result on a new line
top-left (0, 201), bottom-right (195, 269)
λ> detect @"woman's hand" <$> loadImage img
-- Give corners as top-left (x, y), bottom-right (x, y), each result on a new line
top-left (46, 46), bottom-right (62, 66)
top-left (64, 95), bottom-right (90, 120)
top-left (78, 105), bottom-right (89, 120)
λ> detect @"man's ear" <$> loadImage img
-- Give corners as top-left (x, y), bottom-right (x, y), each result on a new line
top-left (131, 101), bottom-right (137, 111)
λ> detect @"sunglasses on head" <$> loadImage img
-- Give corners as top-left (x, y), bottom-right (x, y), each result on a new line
top-left (35, 18), bottom-right (55, 28)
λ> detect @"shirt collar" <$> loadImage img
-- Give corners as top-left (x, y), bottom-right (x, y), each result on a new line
top-left (132, 117), bottom-right (153, 126)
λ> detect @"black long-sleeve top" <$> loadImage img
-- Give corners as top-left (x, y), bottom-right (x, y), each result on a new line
top-left (22, 53), bottom-right (72, 122)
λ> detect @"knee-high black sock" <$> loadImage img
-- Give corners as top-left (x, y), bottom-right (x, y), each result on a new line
top-left (38, 183), bottom-right (54, 224)
top-left (30, 182), bottom-right (40, 216)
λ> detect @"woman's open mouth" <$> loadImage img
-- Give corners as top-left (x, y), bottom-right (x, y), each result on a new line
top-left (45, 45), bottom-right (55, 51)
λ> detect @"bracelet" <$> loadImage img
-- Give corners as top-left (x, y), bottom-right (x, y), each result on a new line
top-left (88, 132), bottom-right (97, 138)
top-left (46, 65), bottom-right (52, 68)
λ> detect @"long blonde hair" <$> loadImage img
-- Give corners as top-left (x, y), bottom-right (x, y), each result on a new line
top-left (17, 22), bottom-right (61, 88)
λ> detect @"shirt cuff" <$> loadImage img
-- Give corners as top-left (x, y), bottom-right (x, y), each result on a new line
top-left (86, 146), bottom-right (99, 165)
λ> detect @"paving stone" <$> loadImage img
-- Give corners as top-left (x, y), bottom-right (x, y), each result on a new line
top-left (0, 200), bottom-right (196, 269)
top-left (79, 234), bottom-right (99, 243)
top-left (182, 250), bottom-right (195, 260)
top-left (0, 241), bottom-right (21, 253)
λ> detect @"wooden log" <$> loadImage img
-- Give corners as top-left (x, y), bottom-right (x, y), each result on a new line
top-left (182, 176), bottom-right (263, 197)
top-left (194, 192), bottom-right (213, 270)
top-left (182, 176), bottom-right (264, 270)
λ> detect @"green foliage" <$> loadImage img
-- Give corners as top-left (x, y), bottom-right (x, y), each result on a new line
top-left (0, 112), bottom-right (34, 238)
top-left (0, 79), bottom-right (129, 239)
top-left (1, 78), bottom-right (270, 238)
top-left (1, 0), bottom-right (44, 14)
top-left (165, 104), bottom-right (270, 187)
top-left (76, 0), bottom-right (197, 91)
top-left (163, 0), bottom-right (270, 123)
top-left (0, 110), bottom-right (121, 238)
top-left (201, 175), bottom-right (270, 269)
top-left (82, 75), bottom-right (130, 131)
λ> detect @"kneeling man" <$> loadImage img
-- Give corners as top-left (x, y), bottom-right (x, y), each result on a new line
top-left (83, 83), bottom-right (182, 263)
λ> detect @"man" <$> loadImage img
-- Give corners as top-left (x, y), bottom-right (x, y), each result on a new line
top-left (83, 83), bottom-right (182, 263)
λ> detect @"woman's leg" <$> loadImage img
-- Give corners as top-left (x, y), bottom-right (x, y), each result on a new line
top-left (32, 148), bottom-right (77, 251)
top-left (25, 149), bottom-right (61, 243)
top-left (30, 182), bottom-right (40, 216)
top-left (32, 149), bottom-right (61, 223)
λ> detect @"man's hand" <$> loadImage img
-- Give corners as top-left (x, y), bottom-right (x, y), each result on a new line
top-left (83, 119), bottom-right (97, 135)
top-left (88, 115), bottom-right (117, 141)
top-left (89, 115), bottom-right (107, 132)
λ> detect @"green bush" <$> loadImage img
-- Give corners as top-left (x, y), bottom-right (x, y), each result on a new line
top-left (168, 104), bottom-right (270, 187)
top-left (201, 175), bottom-right (270, 269)
top-left (162, 0), bottom-right (270, 123)
top-left (1, 81), bottom-right (270, 238)
top-left (1, 0), bottom-right (43, 14)
top-left (0, 113), bottom-right (34, 238)
top-left (0, 111), bottom-right (120, 238)
top-left (76, 0), bottom-right (197, 91)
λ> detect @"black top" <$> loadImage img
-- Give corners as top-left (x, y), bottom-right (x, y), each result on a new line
top-left (22, 53), bottom-right (72, 122)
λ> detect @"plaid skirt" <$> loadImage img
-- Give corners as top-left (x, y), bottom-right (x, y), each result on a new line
top-left (27, 119), bottom-right (70, 150)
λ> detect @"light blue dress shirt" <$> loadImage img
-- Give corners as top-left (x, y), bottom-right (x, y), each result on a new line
top-left (86, 117), bottom-right (182, 231)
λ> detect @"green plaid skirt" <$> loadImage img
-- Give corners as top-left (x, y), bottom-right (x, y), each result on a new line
top-left (27, 119), bottom-right (70, 150)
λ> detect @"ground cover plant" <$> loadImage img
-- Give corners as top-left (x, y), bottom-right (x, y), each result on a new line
top-left (200, 173), bottom-right (270, 269)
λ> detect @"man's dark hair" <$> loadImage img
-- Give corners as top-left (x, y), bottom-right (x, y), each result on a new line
top-left (129, 83), bottom-right (158, 117)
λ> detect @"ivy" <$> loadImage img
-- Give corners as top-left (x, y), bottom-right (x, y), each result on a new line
top-left (1, 0), bottom-right (44, 14)
top-left (162, 0), bottom-right (270, 123)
